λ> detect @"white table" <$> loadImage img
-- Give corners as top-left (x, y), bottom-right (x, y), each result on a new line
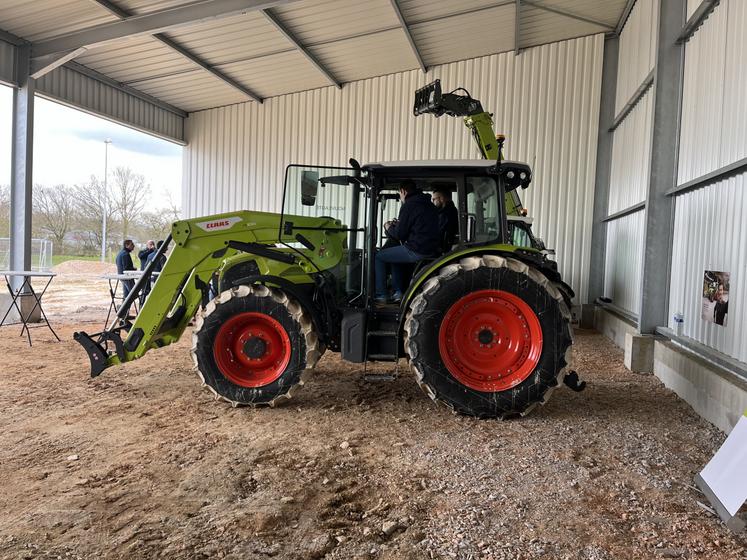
top-left (0, 270), bottom-right (60, 346)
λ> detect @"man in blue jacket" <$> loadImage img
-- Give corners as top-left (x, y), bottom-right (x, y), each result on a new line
top-left (375, 180), bottom-right (440, 303)
top-left (116, 239), bottom-right (136, 317)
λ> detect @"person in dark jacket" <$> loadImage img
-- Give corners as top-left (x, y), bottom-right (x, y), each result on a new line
top-left (138, 240), bottom-right (155, 271)
top-left (375, 181), bottom-right (440, 303)
top-left (141, 240), bottom-right (167, 301)
top-left (432, 188), bottom-right (459, 252)
top-left (115, 239), bottom-right (136, 316)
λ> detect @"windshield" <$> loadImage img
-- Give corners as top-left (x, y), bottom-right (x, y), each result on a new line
top-left (282, 165), bottom-right (364, 225)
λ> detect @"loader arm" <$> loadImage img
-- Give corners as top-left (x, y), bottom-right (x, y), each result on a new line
top-left (413, 79), bottom-right (524, 215)
top-left (75, 210), bottom-right (346, 377)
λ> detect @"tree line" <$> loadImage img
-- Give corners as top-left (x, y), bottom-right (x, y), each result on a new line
top-left (0, 166), bottom-right (180, 256)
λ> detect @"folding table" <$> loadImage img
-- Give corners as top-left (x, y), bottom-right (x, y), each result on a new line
top-left (0, 270), bottom-right (60, 346)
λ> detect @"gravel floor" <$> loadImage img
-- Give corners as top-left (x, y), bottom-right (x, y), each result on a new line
top-left (0, 280), bottom-right (745, 559)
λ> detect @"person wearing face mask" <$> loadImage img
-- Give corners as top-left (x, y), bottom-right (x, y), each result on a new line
top-left (374, 180), bottom-right (440, 304)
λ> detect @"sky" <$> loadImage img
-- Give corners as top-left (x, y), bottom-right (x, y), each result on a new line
top-left (0, 84), bottom-right (183, 210)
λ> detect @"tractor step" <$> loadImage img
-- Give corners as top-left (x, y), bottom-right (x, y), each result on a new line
top-left (363, 372), bottom-right (398, 382)
top-left (367, 353), bottom-right (398, 361)
top-left (367, 330), bottom-right (397, 337)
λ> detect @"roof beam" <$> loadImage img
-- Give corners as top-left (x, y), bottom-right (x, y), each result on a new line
top-left (30, 47), bottom-right (88, 79)
top-left (388, 0), bottom-right (426, 73)
top-left (261, 9), bottom-right (341, 88)
top-left (615, 0), bottom-right (637, 35)
top-left (33, 0), bottom-right (293, 58)
top-left (515, 0), bottom-right (522, 55)
top-left (87, 0), bottom-right (263, 103)
top-left (521, 0), bottom-right (614, 30)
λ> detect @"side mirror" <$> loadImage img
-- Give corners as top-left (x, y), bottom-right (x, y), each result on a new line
top-left (301, 171), bottom-right (319, 206)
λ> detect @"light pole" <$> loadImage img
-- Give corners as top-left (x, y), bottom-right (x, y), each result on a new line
top-left (101, 139), bottom-right (112, 262)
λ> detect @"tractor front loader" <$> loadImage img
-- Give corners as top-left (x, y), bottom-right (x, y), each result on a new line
top-left (76, 84), bottom-right (577, 419)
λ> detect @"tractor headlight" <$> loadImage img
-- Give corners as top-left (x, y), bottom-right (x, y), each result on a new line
top-left (506, 171), bottom-right (515, 179)
top-left (519, 172), bottom-right (527, 180)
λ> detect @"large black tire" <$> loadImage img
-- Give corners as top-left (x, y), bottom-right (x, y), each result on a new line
top-left (404, 255), bottom-right (572, 418)
top-left (191, 284), bottom-right (322, 407)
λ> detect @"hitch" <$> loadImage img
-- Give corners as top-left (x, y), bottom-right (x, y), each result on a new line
top-left (563, 370), bottom-right (587, 392)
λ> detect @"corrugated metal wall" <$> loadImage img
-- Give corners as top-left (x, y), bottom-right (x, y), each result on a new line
top-left (670, 0), bottom-right (747, 363)
top-left (0, 40), bottom-right (14, 86)
top-left (183, 35), bottom-right (604, 303)
top-left (602, 0), bottom-right (658, 318)
top-left (614, 0), bottom-right (658, 113)
top-left (604, 210), bottom-right (644, 315)
top-left (608, 88), bottom-right (654, 214)
top-left (678, 0), bottom-right (747, 185)
top-left (35, 65), bottom-right (185, 143)
top-left (669, 175), bottom-right (747, 362)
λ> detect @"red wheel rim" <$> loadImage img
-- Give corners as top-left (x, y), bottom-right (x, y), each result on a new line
top-left (438, 289), bottom-right (543, 392)
top-left (213, 312), bottom-right (291, 388)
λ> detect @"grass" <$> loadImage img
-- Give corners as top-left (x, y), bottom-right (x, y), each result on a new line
top-left (51, 254), bottom-right (105, 266)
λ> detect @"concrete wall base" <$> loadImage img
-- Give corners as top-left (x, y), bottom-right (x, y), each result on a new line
top-left (624, 333), bottom-right (655, 373)
top-left (0, 292), bottom-right (42, 324)
top-left (593, 306), bottom-right (637, 349)
top-left (654, 341), bottom-right (747, 433)
top-left (594, 307), bottom-right (747, 433)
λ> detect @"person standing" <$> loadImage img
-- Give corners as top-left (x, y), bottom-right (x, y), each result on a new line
top-left (138, 240), bottom-right (155, 271)
top-left (116, 239), bottom-right (136, 317)
top-left (142, 240), bottom-right (167, 301)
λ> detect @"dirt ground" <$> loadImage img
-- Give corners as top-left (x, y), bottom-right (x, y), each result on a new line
top-left (0, 266), bottom-right (745, 559)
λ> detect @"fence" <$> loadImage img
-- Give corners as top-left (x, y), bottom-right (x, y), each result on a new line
top-left (0, 238), bottom-right (54, 271)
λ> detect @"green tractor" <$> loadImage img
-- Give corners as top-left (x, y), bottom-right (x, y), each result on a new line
top-left (75, 82), bottom-right (577, 418)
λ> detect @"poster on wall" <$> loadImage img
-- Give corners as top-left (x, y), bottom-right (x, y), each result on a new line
top-left (701, 270), bottom-right (730, 327)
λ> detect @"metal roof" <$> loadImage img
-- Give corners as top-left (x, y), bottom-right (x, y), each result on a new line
top-left (0, 0), bottom-right (631, 114)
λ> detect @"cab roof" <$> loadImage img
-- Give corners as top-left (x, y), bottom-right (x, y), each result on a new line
top-left (362, 159), bottom-right (529, 173)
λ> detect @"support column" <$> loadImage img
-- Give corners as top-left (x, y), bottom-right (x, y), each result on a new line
top-left (9, 45), bottom-right (34, 290)
top-left (637, 0), bottom-right (686, 333)
top-left (585, 35), bottom-right (618, 326)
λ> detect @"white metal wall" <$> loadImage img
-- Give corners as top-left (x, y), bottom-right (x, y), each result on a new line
top-left (669, 175), bottom-right (747, 362)
top-left (670, 0), bottom-right (747, 363)
top-left (602, 0), bottom-right (658, 317)
top-left (614, 0), bottom-right (658, 113)
top-left (35, 65), bottom-right (185, 143)
top-left (604, 210), bottom-right (644, 315)
top-left (608, 88), bottom-right (654, 214)
top-left (678, 0), bottom-right (747, 185)
top-left (183, 35), bottom-right (604, 303)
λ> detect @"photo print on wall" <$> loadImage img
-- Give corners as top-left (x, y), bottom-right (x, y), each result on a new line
top-left (702, 270), bottom-right (730, 327)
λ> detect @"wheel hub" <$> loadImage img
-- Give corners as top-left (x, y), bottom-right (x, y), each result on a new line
top-left (213, 312), bottom-right (291, 388)
top-left (438, 289), bottom-right (543, 392)
top-left (242, 336), bottom-right (267, 360)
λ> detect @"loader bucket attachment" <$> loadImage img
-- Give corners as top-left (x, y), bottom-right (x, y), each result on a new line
top-left (74, 331), bottom-right (109, 378)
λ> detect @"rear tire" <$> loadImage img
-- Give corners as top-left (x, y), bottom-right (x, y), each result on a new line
top-left (191, 285), bottom-right (322, 407)
top-left (404, 255), bottom-right (572, 418)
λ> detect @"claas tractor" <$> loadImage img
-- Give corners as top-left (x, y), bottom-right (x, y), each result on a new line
top-left (74, 82), bottom-right (576, 418)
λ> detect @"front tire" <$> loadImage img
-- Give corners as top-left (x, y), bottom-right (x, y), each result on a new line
top-left (404, 255), bottom-right (572, 418)
top-left (191, 285), bottom-right (322, 407)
